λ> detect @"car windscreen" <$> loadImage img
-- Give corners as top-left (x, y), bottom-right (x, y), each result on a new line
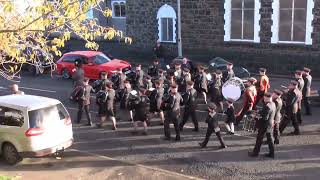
top-left (92, 54), bottom-right (111, 65)
top-left (28, 103), bottom-right (68, 128)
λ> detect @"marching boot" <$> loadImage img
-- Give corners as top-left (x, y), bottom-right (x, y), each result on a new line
top-left (216, 131), bottom-right (227, 149)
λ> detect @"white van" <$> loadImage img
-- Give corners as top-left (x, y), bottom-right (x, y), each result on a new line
top-left (0, 95), bottom-right (73, 165)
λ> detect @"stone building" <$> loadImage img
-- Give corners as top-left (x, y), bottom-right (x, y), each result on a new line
top-left (124, 0), bottom-right (320, 75)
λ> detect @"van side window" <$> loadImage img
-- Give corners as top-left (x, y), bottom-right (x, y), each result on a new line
top-left (0, 107), bottom-right (24, 127)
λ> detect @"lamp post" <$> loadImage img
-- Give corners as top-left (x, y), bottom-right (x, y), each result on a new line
top-left (177, 0), bottom-right (183, 57)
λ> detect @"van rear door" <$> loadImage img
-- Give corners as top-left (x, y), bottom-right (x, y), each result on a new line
top-left (27, 103), bottom-right (73, 151)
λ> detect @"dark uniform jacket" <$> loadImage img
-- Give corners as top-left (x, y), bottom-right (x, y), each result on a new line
top-left (285, 89), bottom-right (299, 114)
top-left (77, 85), bottom-right (93, 105)
top-left (163, 92), bottom-right (183, 118)
top-left (205, 112), bottom-right (220, 132)
top-left (183, 88), bottom-right (197, 110)
top-left (303, 75), bottom-right (312, 97)
top-left (209, 78), bottom-right (223, 102)
top-left (148, 64), bottom-right (160, 77)
top-left (258, 101), bottom-right (276, 132)
top-left (274, 97), bottom-right (283, 123)
top-left (177, 73), bottom-right (191, 93)
top-left (73, 68), bottom-right (84, 87)
top-left (133, 95), bottom-right (149, 120)
top-left (120, 87), bottom-right (132, 109)
top-left (223, 69), bottom-right (235, 82)
top-left (135, 70), bottom-right (144, 88)
top-left (149, 87), bottom-right (164, 111)
top-left (92, 79), bottom-right (110, 92)
top-left (225, 106), bottom-right (236, 123)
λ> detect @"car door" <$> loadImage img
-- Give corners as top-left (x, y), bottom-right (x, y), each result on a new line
top-left (83, 58), bottom-right (98, 79)
top-left (0, 106), bottom-right (27, 152)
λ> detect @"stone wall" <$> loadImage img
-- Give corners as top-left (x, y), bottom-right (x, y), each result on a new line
top-left (125, 0), bottom-right (320, 75)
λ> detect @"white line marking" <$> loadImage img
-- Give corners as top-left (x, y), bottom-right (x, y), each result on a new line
top-left (69, 149), bottom-right (204, 180)
top-left (19, 86), bottom-right (56, 93)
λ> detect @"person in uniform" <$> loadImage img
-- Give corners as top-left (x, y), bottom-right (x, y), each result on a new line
top-left (92, 72), bottom-right (110, 93)
top-left (96, 82), bottom-right (117, 130)
top-left (131, 88), bottom-right (150, 135)
top-left (177, 68), bottom-right (192, 94)
top-left (174, 61), bottom-right (183, 79)
top-left (76, 78), bottom-right (93, 126)
top-left (235, 77), bottom-right (257, 125)
top-left (209, 70), bottom-right (224, 112)
top-left (148, 59), bottom-right (160, 77)
top-left (10, 84), bottom-right (24, 95)
top-left (254, 68), bottom-right (270, 109)
top-left (279, 81), bottom-right (300, 135)
top-left (120, 80), bottom-right (134, 122)
top-left (195, 65), bottom-right (208, 104)
top-left (181, 57), bottom-right (193, 73)
top-left (295, 70), bottom-right (304, 124)
top-left (248, 92), bottom-right (276, 158)
top-left (72, 59), bottom-right (84, 88)
top-left (134, 64), bottom-right (144, 89)
top-left (179, 81), bottom-right (198, 132)
top-left (224, 99), bottom-right (236, 135)
top-left (272, 89), bottom-right (283, 145)
top-left (144, 75), bottom-right (153, 90)
top-left (158, 69), bottom-right (166, 84)
top-left (223, 62), bottom-right (235, 83)
top-left (199, 103), bottom-right (227, 149)
top-left (162, 84), bottom-right (183, 141)
top-left (149, 80), bottom-right (165, 125)
top-left (302, 67), bottom-right (312, 115)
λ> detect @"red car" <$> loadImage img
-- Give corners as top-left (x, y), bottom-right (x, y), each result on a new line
top-left (56, 51), bottom-right (131, 80)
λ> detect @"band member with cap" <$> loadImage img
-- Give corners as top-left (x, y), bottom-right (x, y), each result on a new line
top-left (76, 78), bottom-right (93, 126)
top-left (144, 75), bottom-right (153, 90)
top-left (148, 59), bottom-right (160, 77)
top-left (225, 98), bottom-right (236, 135)
top-left (254, 68), bottom-right (270, 108)
top-left (10, 84), bottom-right (24, 95)
top-left (181, 57), bottom-right (193, 73)
top-left (195, 65), bottom-right (208, 104)
top-left (120, 80), bottom-right (134, 122)
top-left (295, 70), bottom-right (304, 124)
top-left (302, 67), bottom-right (312, 115)
top-left (272, 89), bottom-right (283, 144)
top-left (248, 92), bottom-right (276, 158)
top-left (223, 62), bottom-right (235, 83)
top-left (279, 80), bottom-right (300, 135)
top-left (199, 103), bottom-right (227, 149)
top-left (134, 64), bottom-right (144, 89)
top-left (235, 77), bottom-right (257, 125)
top-left (177, 68), bottom-right (192, 94)
top-left (174, 61), bottom-right (183, 79)
top-left (149, 80), bottom-right (165, 125)
top-left (209, 70), bottom-right (224, 112)
top-left (72, 59), bottom-right (85, 88)
top-left (179, 81), bottom-right (198, 132)
top-left (113, 68), bottom-right (126, 91)
top-left (92, 72), bottom-right (110, 92)
top-left (96, 82), bottom-right (117, 130)
top-left (132, 88), bottom-right (149, 135)
top-left (162, 84), bottom-right (183, 141)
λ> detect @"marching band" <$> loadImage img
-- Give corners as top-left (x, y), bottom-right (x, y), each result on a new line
top-left (71, 57), bottom-right (313, 158)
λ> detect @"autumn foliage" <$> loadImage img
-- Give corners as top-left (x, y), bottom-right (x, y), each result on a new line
top-left (0, 0), bottom-right (131, 79)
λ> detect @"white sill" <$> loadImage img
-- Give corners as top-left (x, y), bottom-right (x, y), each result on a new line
top-left (112, 16), bottom-right (126, 19)
top-left (229, 39), bottom-right (256, 42)
top-left (160, 41), bottom-right (176, 43)
top-left (275, 41), bottom-right (306, 45)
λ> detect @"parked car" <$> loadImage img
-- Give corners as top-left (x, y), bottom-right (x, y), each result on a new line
top-left (0, 95), bottom-right (73, 165)
top-left (56, 51), bottom-right (132, 80)
top-left (208, 57), bottom-right (250, 79)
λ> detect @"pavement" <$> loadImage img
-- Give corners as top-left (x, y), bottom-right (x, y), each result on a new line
top-left (0, 72), bottom-right (320, 180)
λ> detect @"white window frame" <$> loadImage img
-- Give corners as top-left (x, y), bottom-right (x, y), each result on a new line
top-left (224, 0), bottom-right (261, 43)
top-left (111, 0), bottom-right (126, 19)
top-left (271, 0), bottom-right (314, 45)
top-left (157, 4), bottom-right (177, 43)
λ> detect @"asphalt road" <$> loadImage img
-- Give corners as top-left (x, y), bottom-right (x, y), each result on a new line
top-left (0, 72), bottom-right (320, 180)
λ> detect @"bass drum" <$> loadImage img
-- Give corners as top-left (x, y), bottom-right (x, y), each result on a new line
top-left (222, 77), bottom-right (245, 102)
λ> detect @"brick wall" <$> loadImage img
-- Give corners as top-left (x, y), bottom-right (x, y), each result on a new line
top-left (125, 0), bottom-right (320, 75)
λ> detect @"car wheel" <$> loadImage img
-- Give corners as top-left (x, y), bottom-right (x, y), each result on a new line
top-left (62, 69), bottom-right (71, 79)
top-left (2, 143), bottom-right (22, 165)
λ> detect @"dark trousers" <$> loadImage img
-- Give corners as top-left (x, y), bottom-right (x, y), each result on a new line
top-left (180, 108), bottom-right (198, 130)
top-left (201, 128), bottom-right (225, 147)
top-left (77, 102), bottom-right (92, 124)
top-left (273, 122), bottom-right (280, 142)
top-left (253, 128), bottom-right (274, 155)
top-left (297, 109), bottom-right (303, 124)
top-left (303, 97), bottom-right (312, 115)
top-left (279, 113), bottom-right (300, 134)
top-left (164, 114), bottom-right (180, 139)
top-left (236, 105), bottom-right (250, 125)
top-left (253, 92), bottom-right (264, 109)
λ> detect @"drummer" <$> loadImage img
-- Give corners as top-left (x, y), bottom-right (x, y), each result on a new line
top-left (223, 62), bottom-right (235, 83)
top-left (209, 70), bottom-right (224, 112)
top-left (235, 77), bottom-right (257, 125)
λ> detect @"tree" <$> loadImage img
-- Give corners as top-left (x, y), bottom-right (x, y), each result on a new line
top-left (0, 0), bottom-right (132, 79)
